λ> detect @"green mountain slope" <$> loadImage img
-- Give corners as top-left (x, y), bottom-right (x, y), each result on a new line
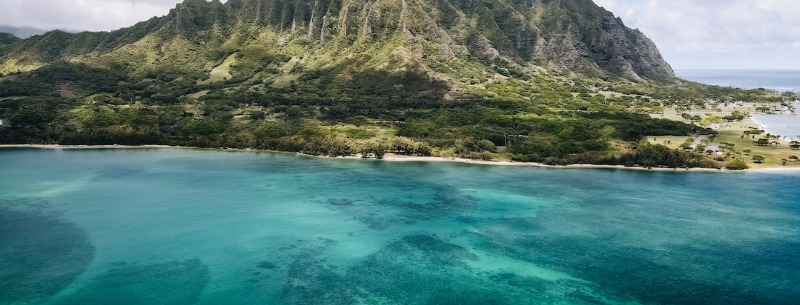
top-left (0, 33), bottom-right (19, 45)
top-left (0, 32), bottom-right (20, 57)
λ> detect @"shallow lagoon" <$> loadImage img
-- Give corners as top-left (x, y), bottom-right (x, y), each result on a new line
top-left (753, 101), bottom-right (800, 141)
top-left (1, 148), bottom-right (799, 305)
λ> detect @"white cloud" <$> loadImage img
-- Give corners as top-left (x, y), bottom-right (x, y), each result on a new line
top-left (0, 0), bottom-right (190, 32)
top-left (595, 0), bottom-right (800, 69)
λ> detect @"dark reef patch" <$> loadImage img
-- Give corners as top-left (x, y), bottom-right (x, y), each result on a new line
top-left (470, 216), bottom-right (800, 305)
top-left (281, 234), bottom-right (623, 305)
top-left (53, 259), bottom-right (210, 305)
top-left (327, 199), bottom-right (356, 207)
top-left (0, 206), bottom-right (95, 304)
top-left (257, 261), bottom-right (278, 270)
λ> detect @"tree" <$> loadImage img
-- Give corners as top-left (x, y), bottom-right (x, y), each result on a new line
top-left (752, 155), bottom-right (765, 164)
top-left (181, 117), bottom-right (226, 136)
top-left (477, 139), bottom-right (497, 153)
top-left (250, 111), bottom-right (266, 120)
top-left (360, 141), bottom-right (387, 159)
top-left (790, 141), bottom-right (800, 150)
top-left (743, 149), bottom-right (752, 155)
top-left (695, 144), bottom-right (706, 153)
top-left (726, 160), bottom-right (749, 170)
top-left (723, 111), bottom-right (746, 121)
top-left (755, 138), bottom-right (770, 146)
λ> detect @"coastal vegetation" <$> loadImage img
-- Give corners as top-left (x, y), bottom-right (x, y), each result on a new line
top-left (3, 65), bottom-right (792, 169)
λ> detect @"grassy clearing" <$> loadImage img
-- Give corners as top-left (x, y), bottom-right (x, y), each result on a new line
top-left (186, 90), bottom-right (210, 99)
top-left (646, 136), bottom-right (694, 150)
top-left (715, 130), bottom-right (800, 169)
top-left (327, 124), bottom-right (396, 140)
top-left (197, 54), bottom-right (236, 85)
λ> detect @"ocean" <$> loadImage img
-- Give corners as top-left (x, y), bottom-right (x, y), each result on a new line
top-left (1, 148), bottom-right (799, 305)
top-left (677, 69), bottom-right (800, 92)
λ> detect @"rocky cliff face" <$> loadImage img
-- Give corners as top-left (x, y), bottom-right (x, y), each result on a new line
top-left (0, 0), bottom-right (674, 80)
top-left (174, 0), bottom-right (674, 79)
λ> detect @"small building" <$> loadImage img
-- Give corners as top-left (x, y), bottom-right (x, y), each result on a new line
top-left (0, 118), bottom-right (6, 127)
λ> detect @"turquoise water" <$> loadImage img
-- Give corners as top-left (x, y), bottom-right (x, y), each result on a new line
top-left (1, 148), bottom-right (800, 305)
top-left (677, 69), bottom-right (800, 92)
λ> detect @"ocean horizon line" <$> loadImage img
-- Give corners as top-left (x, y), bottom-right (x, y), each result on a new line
top-left (676, 68), bottom-right (800, 71)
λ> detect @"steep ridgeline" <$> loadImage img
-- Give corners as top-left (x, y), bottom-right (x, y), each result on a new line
top-left (0, 33), bottom-right (20, 58)
top-left (0, 0), bottom-right (673, 81)
top-left (0, 33), bottom-right (19, 45)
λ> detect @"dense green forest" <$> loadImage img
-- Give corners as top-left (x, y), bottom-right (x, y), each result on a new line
top-left (2, 59), bottom-right (789, 169)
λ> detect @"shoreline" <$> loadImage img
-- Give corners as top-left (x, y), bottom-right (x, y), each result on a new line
top-left (3, 144), bottom-right (799, 173)
top-left (751, 116), bottom-right (799, 143)
top-left (749, 100), bottom-right (800, 142)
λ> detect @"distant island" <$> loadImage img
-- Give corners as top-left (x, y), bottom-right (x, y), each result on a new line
top-left (1, 0), bottom-right (798, 170)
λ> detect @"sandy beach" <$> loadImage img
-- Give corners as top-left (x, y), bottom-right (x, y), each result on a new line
top-left (380, 154), bottom-right (731, 172)
top-left (4, 144), bottom-right (799, 173)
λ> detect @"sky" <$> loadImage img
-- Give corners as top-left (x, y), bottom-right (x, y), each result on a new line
top-left (0, 0), bottom-right (798, 70)
top-left (592, 0), bottom-right (800, 69)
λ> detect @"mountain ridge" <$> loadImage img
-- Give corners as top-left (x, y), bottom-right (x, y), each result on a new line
top-left (0, 33), bottom-right (20, 46)
top-left (0, 0), bottom-right (673, 81)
